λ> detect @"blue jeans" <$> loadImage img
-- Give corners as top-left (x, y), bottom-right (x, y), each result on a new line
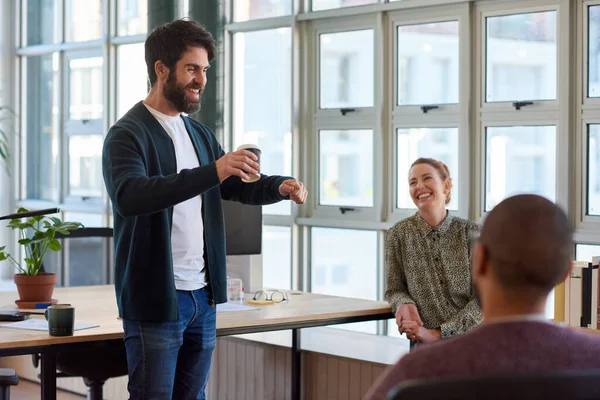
top-left (122, 288), bottom-right (217, 400)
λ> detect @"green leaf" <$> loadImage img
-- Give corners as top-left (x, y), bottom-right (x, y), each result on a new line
top-left (0, 253), bottom-right (8, 261)
top-left (18, 238), bottom-right (32, 246)
top-left (47, 239), bottom-right (61, 252)
top-left (7, 220), bottom-right (30, 230)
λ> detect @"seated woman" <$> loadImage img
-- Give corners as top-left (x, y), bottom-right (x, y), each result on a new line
top-left (385, 158), bottom-right (481, 348)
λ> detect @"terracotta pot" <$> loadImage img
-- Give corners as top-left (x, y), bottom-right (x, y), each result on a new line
top-left (14, 273), bottom-right (57, 302)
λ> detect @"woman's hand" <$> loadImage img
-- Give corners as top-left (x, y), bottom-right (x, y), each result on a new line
top-left (395, 304), bottom-right (423, 331)
top-left (400, 321), bottom-right (442, 343)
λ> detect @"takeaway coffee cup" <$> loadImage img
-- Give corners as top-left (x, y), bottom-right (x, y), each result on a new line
top-left (44, 304), bottom-right (75, 336)
top-left (237, 144), bottom-right (261, 183)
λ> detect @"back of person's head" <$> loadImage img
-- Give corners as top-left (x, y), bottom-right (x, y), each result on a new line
top-left (478, 194), bottom-right (573, 298)
top-left (145, 18), bottom-right (216, 86)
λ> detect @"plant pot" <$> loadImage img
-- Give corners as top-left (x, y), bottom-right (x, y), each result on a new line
top-left (14, 273), bottom-right (57, 306)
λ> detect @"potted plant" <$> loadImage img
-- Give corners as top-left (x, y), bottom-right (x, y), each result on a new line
top-left (0, 208), bottom-right (83, 308)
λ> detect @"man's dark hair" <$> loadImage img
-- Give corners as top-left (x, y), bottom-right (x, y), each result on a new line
top-left (479, 194), bottom-right (573, 297)
top-left (145, 18), bottom-right (216, 86)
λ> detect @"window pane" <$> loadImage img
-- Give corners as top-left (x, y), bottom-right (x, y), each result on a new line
top-left (262, 226), bottom-right (291, 290)
top-left (24, 0), bottom-right (60, 46)
top-left (117, 0), bottom-right (147, 36)
top-left (486, 11), bottom-right (557, 102)
top-left (589, 6), bottom-right (600, 97)
top-left (233, 29), bottom-right (292, 215)
top-left (576, 244), bottom-right (600, 262)
top-left (63, 213), bottom-right (106, 287)
top-left (319, 129), bottom-right (373, 207)
top-left (66, 0), bottom-right (103, 42)
top-left (233, 0), bottom-right (292, 22)
top-left (311, 228), bottom-right (377, 333)
top-left (397, 21), bottom-right (459, 105)
top-left (396, 128), bottom-right (459, 210)
top-left (117, 43), bottom-right (147, 118)
top-left (320, 30), bottom-right (374, 109)
top-left (69, 57), bottom-right (104, 120)
top-left (312, 0), bottom-right (378, 12)
top-left (485, 126), bottom-right (556, 211)
top-left (588, 125), bottom-right (600, 216)
top-left (25, 54), bottom-right (59, 201)
top-left (68, 135), bottom-right (104, 199)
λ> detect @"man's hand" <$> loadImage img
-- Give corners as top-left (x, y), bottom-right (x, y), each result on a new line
top-left (400, 321), bottom-right (441, 343)
top-left (279, 179), bottom-right (307, 204)
top-left (395, 304), bottom-right (423, 331)
top-left (215, 150), bottom-right (260, 182)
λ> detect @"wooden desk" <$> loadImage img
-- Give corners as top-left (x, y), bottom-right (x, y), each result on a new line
top-left (0, 285), bottom-right (393, 400)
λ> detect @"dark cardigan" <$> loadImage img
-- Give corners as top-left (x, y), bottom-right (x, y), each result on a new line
top-left (102, 101), bottom-right (289, 321)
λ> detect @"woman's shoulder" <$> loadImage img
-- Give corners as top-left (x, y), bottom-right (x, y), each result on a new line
top-left (449, 215), bottom-right (481, 232)
top-left (388, 214), bottom-right (420, 235)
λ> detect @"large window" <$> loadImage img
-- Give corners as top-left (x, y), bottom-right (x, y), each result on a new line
top-left (485, 126), bottom-right (556, 211)
top-left (233, 28), bottom-right (292, 216)
top-left (24, 54), bottom-right (59, 201)
top-left (485, 11), bottom-right (557, 103)
top-left (582, 2), bottom-right (600, 229)
top-left (477, 3), bottom-right (561, 217)
top-left (391, 6), bottom-right (467, 220)
top-left (311, 228), bottom-right (378, 333)
top-left (16, 0), bottom-right (147, 287)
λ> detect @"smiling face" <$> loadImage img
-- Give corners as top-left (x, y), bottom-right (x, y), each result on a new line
top-left (162, 46), bottom-right (209, 114)
top-left (408, 163), bottom-right (451, 212)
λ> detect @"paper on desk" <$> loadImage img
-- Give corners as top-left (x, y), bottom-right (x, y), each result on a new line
top-left (0, 319), bottom-right (99, 331)
top-left (217, 302), bottom-right (259, 312)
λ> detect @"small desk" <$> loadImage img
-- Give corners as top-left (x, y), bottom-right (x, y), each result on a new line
top-left (0, 285), bottom-right (393, 400)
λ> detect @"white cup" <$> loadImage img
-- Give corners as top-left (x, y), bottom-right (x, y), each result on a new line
top-left (237, 144), bottom-right (261, 183)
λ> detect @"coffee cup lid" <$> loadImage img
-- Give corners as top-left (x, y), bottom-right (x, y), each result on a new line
top-left (237, 143), bottom-right (261, 153)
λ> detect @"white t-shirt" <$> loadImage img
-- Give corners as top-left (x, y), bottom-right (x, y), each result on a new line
top-left (144, 103), bottom-right (206, 291)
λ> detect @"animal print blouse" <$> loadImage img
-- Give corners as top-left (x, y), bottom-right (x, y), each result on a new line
top-left (385, 212), bottom-right (482, 338)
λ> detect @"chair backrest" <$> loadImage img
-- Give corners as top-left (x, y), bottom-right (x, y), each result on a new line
top-left (54, 227), bottom-right (113, 240)
top-left (387, 369), bottom-right (600, 400)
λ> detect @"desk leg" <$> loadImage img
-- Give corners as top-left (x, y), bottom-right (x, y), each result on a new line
top-left (41, 347), bottom-right (57, 400)
top-left (292, 328), bottom-right (301, 400)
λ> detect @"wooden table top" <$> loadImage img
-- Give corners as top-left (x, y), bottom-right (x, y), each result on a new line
top-left (0, 285), bottom-right (392, 350)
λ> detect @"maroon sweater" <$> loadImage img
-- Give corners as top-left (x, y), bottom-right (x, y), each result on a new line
top-left (366, 320), bottom-right (600, 400)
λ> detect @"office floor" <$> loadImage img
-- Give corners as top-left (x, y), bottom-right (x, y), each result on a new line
top-left (11, 379), bottom-right (84, 399)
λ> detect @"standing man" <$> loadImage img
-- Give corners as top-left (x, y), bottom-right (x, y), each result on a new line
top-left (102, 18), bottom-right (307, 400)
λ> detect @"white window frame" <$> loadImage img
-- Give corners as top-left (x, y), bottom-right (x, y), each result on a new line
top-left (575, 0), bottom-right (600, 236)
top-left (387, 3), bottom-right (470, 224)
top-left (473, 0), bottom-right (570, 219)
top-left (307, 14), bottom-right (381, 222)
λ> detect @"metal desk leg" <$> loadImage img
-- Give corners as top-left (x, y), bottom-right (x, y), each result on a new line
top-left (41, 346), bottom-right (57, 400)
top-left (292, 328), bottom-right (301, 400)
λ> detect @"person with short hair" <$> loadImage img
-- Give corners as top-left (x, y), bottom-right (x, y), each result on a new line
top-left (102, 18), bottom-right (307, 399)
top-left (367, 194), bottom-right (600, 400)
top-left (385, 158), bottom-right (481, 348)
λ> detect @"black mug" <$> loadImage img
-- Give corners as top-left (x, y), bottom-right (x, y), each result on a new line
top-left (237, 144), bottom-right (261, 183)
top-left (45, 304), bottom-right (75, 336)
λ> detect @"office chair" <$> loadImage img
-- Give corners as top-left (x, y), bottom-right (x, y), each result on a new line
top-left (0, 369), bottom-right (19, 400)
top-left (387, 369), bottom-right (600, 400)
top-left (32, 228), bottom-right (128, 400)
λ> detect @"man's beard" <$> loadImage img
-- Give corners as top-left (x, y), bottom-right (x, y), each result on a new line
top-left (163, 71), bottom-right (203, 114)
